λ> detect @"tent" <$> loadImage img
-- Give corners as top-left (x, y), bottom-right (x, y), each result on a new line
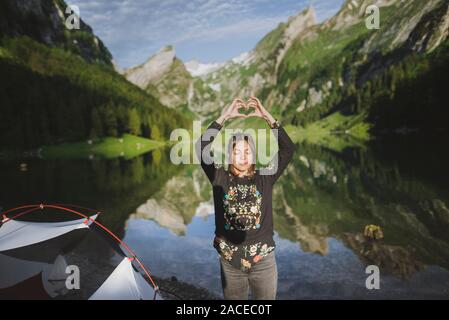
top-left (89, 257), bottom-right (160, 300)
top-left (0, 215), bottom-right (97, 252)
top-left (0, 204), bottom-right (161, 300)
top-left (0, 253), bottom-right (69, 299)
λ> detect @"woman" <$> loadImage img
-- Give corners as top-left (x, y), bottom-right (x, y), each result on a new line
top-left (196, 97), bottom-right (296, 300)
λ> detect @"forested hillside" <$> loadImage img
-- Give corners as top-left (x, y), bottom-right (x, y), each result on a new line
top-left (0, 0), bottom-right (190, 150)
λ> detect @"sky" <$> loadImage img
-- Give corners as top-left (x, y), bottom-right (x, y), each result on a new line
top-left (67, 0), bottom-right (344, 69)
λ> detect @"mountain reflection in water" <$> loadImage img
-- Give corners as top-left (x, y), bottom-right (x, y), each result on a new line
top-left (1, 134), bottom-right (449, 299)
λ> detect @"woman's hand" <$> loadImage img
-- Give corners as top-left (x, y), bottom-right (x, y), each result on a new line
top-left (216, 98), bottom-right (248, 126)
top-left (246, 96), bottom-right (276, 127)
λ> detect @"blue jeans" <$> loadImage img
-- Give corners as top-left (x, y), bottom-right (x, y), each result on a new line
top-left (219, 250), bottom-right (277, 300)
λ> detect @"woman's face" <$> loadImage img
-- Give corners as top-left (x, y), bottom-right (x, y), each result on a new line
top-left (231, 140), bottom-right (253, 172)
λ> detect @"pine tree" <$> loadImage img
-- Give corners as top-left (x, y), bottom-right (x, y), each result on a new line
top-left (151, 125), bottom-right (161, 141)
top-left (89, 108), bottom-right (103, 139)
top-left (103, 104), bottom-right (118, 137)
top-left (128, 108), bottom-right (141, 136)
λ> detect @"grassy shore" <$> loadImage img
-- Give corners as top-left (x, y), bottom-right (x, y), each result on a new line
top-left (286, 112), bottom-right (371, 151)
top-left (225, 111), bottom-right (371, 152)
top-left (40, 134), bottom-right (166, 160)
top-left (32, 111), bottom-right (370, 161)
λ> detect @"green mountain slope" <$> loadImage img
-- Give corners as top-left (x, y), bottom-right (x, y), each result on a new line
top-left (0, 0), bottom-right (190, 150)
top-left (141, 0), bottom-right (449, 138)
top-left (0, 0), bottom-right (113, 65)
top-left (278, 0), bottom-right (449, 133)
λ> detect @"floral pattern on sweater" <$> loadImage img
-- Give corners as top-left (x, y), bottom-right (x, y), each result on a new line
top-left (214, 236), bottom-right (275, 271)
top-left (223, 183), bottom-right (262, 231)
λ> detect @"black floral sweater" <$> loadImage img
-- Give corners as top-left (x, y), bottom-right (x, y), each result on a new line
top-left (196, 120), bottom-right (296, 271)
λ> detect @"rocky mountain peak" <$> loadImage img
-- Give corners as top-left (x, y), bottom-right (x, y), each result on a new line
top-left (285, 6), bottom-right (317, 38)
top-left (159, 44), bottom-right (174, 53)
top-left (329, 0), bottom-right (398, 30)
top-left (273, 6), bottom-right (317, 76)
top-left (288, 6), bottom-right (316, 23)
top-left (125, 44), bottom-right (177, 88)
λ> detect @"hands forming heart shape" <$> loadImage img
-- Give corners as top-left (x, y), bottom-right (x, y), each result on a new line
top-left (226, 97), bottom-right (266, 120)
top-left (218, 96), bottom-right (276, 127)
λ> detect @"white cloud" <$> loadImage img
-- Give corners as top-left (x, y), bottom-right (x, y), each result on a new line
top-left (69, 0), bottom-right (343, 68)
top-left (173, 14), bottom-right (290, 44)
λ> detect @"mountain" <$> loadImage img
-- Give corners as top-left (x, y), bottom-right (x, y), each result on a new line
top-left (124, 45), bottom-right (194, 111)
top-left (196, 6), bottom-right (319, 122)
top-left (0, 0), bottom-right (113, 65)
top-left (124, 7), bottom-right (318, 120)
top-left (125, 45), bottom-right (178, 88)
top-left (0, 0), bottom-right (190, 150)
top-left (184, 59), bottom-right (224, 77)
top-left (124, 45), bottom-right (229, 119)
top-left (129, 0), bottom-right (449, 134)
top-left (266, 0), bottom-right (449, 132)
top-left (129, 167), bottom-right (213, 236)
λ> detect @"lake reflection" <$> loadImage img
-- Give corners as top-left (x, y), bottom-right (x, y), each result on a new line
top-left (1, 134), bottom-right (449, 299)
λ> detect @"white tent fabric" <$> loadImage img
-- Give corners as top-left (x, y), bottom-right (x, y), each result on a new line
top-left (89, 257), bottom-right (158, 300)
top-left (0, 214), bottom-right (98, 252)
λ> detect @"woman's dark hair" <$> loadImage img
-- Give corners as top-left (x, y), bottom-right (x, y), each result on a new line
top-left (227, 132), bottom-right (256, 177)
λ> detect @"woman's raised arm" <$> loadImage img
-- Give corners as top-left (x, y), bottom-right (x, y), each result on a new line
top-left (246, 96), bottom-right (297, 184)
top-left (264, 124), bottom-right (296, 184)
top-left (195, 98), bottom-right (248, 183)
